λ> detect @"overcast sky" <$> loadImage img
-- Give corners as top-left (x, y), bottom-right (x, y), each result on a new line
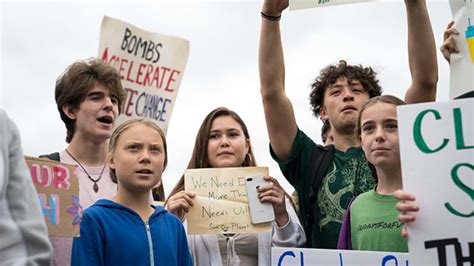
top-left (0, 0), bottom-right (452, 195)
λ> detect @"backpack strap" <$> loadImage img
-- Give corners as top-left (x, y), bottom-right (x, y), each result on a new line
top-left (305, 144), bottom-right (335, 247)
top-left (39, 152), bottom-right (60, 162)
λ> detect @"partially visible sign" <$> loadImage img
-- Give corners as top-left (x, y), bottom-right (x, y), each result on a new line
top-left (290, 0), bottom-right (374, 11)
top-left (185, 167), bottom-right (272, 235)
top-left (25, 156), bottom-right (81, 237)
top-left (398, 99), bottom-right (473, 265)
top-left (98, 16), bottom-right (190, 133)
top-left (271, 247), bottom-right (409, 266)
top-left (449, 0), bottom-right (474, 98)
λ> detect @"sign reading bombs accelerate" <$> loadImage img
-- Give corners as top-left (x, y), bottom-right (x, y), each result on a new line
top-left (290, 0), bottom-right (374, 10)
top-left (449, 0), bottom-right (474, 99)
top-left (271, 248), bottom-right (409, 266)
top-left (184, 167), bottom-right (272, 235)
top-left (98, 16), bottom-right (190, 133)
top-left (25, 156), bottom-right (81, 237)
top-left (398, 99), bottom-right (473, 265)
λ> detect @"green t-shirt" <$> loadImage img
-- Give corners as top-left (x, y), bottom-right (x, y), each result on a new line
top-left (350, 188), bottom-right (408, 252)
top-left (270, 129), bottom-right (375, 248)
top-left (317, 148), bottom-right (375, 248)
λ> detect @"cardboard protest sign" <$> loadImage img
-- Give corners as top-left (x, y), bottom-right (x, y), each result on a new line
top-left (290, 0), bottom-right (374, 11)
top-left (184, 167), bottom-right (272, 235)
top-left (25, 156), bottom-right (81, 237)
top-left (271, 247), bottom-right (409, 266)
top-left (398, 99), bottom-right (473, 265)
top-left (98, 16), bottom-right (190, 134)
top-left (448, 0), bottom-right (474, 99)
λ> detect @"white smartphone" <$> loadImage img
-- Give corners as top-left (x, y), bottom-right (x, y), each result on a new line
top-left (245, 175), bottom-right (275, 224)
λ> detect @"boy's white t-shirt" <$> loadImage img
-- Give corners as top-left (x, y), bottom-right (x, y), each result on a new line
top-left (50, 150), bottom-right (117, 266)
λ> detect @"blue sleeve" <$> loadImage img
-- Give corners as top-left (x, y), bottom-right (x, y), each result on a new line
top-left (71, 212), bottom-right (104, 266)
top-left (177, 222), bottom-right (192, 266)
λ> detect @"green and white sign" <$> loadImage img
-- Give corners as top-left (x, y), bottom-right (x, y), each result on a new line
top-left (398, 98), bottom-right (473, 265)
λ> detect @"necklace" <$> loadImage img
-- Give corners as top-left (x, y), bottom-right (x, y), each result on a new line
top-left (65, 149), bottom-right (106, 193)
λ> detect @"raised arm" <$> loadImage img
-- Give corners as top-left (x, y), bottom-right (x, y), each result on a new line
top-left (259, 0), bottom-right (298, 161)
top-left (404, 0), bottom-right (438, 103)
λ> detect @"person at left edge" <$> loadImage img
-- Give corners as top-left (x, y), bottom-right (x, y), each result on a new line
top-left (0, 108), bottom-right (52, 265)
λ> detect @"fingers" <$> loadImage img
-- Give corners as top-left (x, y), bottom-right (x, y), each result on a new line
top-left (258, 189), bottom-right (285, 204)
top-left (440, 21), bottom-right (460, 63)
top-left (393, 190), bottom-right (416, 201)
top-left (258, 176), bottom-right (283, 193)
top-left (396, 201), bottom-right (419, 213)
top-left (394, 189), bottom-right (419, 228)
top-left (261, 0), bottom-right (289, 16)
top-left (447, 20), bottom-right (455, 29)
top-left (401, 224), bottom-right (409, 239)
top-left (443, 21), bottom-right (458, 41)
top-left (165, 191), bottom-right (196, 217)
top-left (398, 213), bottom-right (416, 223)
top-left (257, 176), bottom-right (285, 204)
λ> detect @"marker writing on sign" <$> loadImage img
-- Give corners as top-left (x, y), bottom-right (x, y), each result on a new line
top-left (38, 194), bottom-right (60, 225)
top-left (122, 87), bottom-right (171, 122)
top-left (121, 27), bottom-right (162, 63)
top-left (276, 251), bottom-right (408, 266)
top-left (425, 238), bottom-right (474, 266)
top-left (413, 107), bottom-right (473, 218)
top-left (31, 164), bottom-right (71, 190)
top-left (102, 48), bottom-right (180, 92)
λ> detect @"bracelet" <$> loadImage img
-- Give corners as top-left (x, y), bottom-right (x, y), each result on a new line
top-left (261, 11), bottom-right (281, 21)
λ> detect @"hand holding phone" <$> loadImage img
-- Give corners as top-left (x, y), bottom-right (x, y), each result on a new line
top-left (245, 175), bottom-right (275, 224)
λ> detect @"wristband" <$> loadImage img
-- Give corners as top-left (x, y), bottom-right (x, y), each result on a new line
top-left (261, 11), bottom-right (281, 21)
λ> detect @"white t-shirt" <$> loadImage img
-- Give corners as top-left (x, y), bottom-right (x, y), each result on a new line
top-left (50, 150), bottom-right (117, 266)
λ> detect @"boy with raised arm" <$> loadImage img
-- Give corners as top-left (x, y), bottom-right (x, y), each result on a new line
top-left (258, 0), bottom-right (438, 248)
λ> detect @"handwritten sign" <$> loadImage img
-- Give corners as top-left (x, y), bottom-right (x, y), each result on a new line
top-left (25, 156), bottom-right (80, 237)
top-left (290, 0), bottom-right (374, 11)
top-left (184, 167), bottom-right (272, 235)
top-left (449, 0), bottom-right (474, 99)
top-left (271, 247), bottom-right (409, 266)
top-left (98, 16), bottom-right (190, 134)
top-left (398, 99), bottom-right (473, 265)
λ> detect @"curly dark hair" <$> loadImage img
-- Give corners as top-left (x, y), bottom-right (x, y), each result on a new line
top-left (309, 60), bottom-right (383, 118)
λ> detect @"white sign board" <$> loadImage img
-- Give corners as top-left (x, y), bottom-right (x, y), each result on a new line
top-left (449, 0), bottom-right (474, 99)
top-left (272, 247), bottom-right (409, 266)
top-left (98, 16), bottom-right (190, 133)
top-left (398, 98), bottom-right (474, 266)
top-left (290, 0), bottom-right (374, 11)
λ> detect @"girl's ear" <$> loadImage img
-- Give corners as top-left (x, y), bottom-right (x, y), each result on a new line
top-left (62, 105), bottom-right (77, 120)
top-left (108, 154), bottom-right (115, 171)
top-left (245, 138), bottom-right (250, 154)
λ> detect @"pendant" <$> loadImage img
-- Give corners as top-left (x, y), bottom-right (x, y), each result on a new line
top-left (93, 182), bottom-right (99, 193)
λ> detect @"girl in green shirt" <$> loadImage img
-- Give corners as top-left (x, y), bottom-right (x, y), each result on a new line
top-left (337, 95), bottom-right (408, 252)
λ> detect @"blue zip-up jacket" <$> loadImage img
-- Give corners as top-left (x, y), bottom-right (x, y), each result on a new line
top-left (71, 199), bottom-right (192, 266)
